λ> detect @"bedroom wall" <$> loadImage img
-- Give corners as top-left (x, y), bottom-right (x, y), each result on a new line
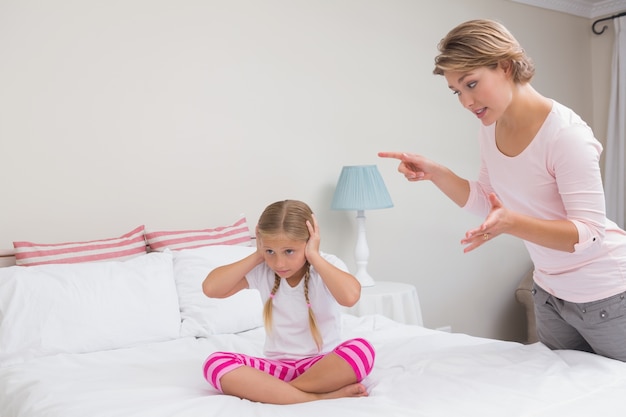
top-left (0, 0), bottom-right (613, 341)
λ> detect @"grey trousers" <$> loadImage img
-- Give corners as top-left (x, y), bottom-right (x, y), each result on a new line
top-left (532, 284), bottom-right (626, 362)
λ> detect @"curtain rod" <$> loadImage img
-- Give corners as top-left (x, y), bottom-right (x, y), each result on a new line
top-left (592, 11), bottom-right (626, 35)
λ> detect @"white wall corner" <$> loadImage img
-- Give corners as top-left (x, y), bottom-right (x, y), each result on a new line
top-left (511, 0), bottom-right (626, 19)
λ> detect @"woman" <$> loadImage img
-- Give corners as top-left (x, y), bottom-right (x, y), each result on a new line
top-left (379, 19), bottom-right (626, 361)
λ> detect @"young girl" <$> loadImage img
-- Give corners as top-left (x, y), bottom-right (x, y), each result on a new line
top-left (379, 19), bottom-right (626, 361)
top-left (201, 200), bottom-right (375, 404)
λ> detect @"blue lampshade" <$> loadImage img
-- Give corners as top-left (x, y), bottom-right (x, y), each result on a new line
top-left (331, 165), bottom-right (393, 211)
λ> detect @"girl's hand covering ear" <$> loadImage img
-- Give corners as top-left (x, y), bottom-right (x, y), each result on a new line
top-left (305, 214), bottom-right (321, 261)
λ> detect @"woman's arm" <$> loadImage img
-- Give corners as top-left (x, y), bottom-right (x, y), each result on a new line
top-left (378, 152), bottom-right (471, 207)
top-left (461, 192), bottom-right (580, 253)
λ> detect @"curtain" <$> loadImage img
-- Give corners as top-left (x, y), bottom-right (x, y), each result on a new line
top-left (604, 16), bottom-right (626, 228)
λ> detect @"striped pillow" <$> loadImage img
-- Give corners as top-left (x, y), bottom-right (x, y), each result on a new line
top-left (13, 226), bottom-right (148, 266)
top-left (146, 217), bottom-right (252, 251)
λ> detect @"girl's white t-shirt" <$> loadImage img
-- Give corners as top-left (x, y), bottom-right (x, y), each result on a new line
top-left (245, 253), bottom-right (347, 359)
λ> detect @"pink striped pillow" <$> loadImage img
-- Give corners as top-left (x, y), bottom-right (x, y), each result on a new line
top-left (13, 226), bottom-right (148, 266)
top-left (146, 217), bottom-right (252, 251)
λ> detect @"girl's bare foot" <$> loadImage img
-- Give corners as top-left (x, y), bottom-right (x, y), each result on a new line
top-left (317, 383), bottom-right (368, 400)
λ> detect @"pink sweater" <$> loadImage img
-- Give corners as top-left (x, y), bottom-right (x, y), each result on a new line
top-left (463, 100), bottom-right (626, 302)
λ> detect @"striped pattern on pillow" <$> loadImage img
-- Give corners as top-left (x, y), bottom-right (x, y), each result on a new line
top-left (13, 225), bottom-right (148, 266)
top-left (146, 217), bottom-right (252, 251)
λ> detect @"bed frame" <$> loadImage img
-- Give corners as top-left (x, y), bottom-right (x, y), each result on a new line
top-left (0, 250), bottom-right (15, 268)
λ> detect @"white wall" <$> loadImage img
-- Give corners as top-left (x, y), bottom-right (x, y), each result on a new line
top-left (0, 0), bottom-right (611, 341)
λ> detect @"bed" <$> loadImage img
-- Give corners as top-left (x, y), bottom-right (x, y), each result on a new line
top-left (1, 222), bottom-right (626, 417)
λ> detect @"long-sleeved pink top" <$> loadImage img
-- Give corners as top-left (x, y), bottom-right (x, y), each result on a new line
top-left (463, 100), bottom-right (626, 303)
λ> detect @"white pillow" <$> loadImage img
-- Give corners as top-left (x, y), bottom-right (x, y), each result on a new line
top-left (172, 245), bottom-right (263, 336)
top-left (0, 252), bottom-right (181, 368)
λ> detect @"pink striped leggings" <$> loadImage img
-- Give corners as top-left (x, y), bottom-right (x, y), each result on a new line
top-left (203, 338), bottom-right (375, 392)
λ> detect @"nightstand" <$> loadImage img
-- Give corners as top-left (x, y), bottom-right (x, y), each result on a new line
top-left (344, 281), bottom-right (423, 325)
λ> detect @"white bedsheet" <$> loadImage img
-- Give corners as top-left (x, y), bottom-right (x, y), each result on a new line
top-left (1, 314), bottom-right (625, 417)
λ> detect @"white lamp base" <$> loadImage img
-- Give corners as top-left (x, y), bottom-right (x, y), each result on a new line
top-left (355, 268), bottom-right (376, 287)
top-left (354, 210), bottom-right (375, 287)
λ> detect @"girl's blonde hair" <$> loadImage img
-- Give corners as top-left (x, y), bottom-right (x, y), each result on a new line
top-left (257, 200), bottom-right (323, 351)
top-left (433, 19), bottom-right (535, 83)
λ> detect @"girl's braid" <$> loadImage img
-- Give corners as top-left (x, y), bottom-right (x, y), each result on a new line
top-left (262, 275), bottom-right (282, 334)
top-left (304, 266), bottom-right (323, 351)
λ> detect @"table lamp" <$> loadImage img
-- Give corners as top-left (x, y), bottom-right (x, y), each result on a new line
top-left (331, 165), bottom-right (393, 287)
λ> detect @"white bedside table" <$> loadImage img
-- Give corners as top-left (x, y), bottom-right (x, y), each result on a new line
top-left (344, 281), bottom-right (423, 326)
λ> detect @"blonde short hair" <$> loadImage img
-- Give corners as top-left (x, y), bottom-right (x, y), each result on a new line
top-left (433, 19), bottom-right (535, 83)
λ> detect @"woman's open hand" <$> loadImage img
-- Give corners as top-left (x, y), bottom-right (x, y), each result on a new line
top-left (461, 193), bottom-right (508, 253)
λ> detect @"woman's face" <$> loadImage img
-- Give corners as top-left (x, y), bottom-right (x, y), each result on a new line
top-left (444, 64), bottom-right (513, 126)
top-left (260, 233), bottom-right (308, 283)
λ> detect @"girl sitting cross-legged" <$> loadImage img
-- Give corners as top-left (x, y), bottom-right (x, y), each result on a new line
top-left (201, 199), bottom-right (375, 404)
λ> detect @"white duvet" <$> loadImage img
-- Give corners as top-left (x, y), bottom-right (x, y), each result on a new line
top-left (1, 314), bottom-right (625, 417)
